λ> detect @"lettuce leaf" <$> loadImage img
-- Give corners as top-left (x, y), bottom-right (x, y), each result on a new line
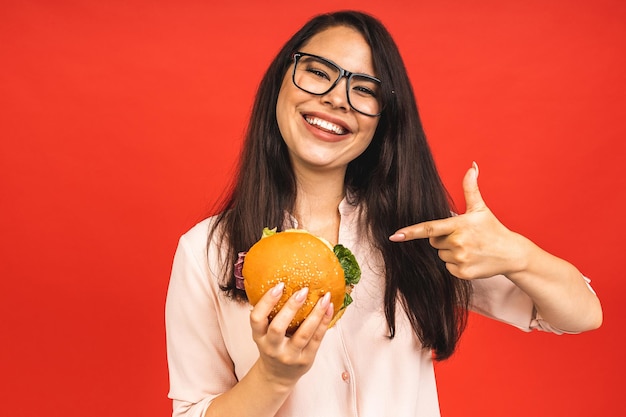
top-left (333, 244), bottom-right (361, 286)
top-left (342, 292), bottom-right (354, 309)
top-left (261, 227), bottom-right (277, 238)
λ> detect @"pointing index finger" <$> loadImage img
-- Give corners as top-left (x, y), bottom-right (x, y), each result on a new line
top-left (389, 217), bottom-right (457, 242)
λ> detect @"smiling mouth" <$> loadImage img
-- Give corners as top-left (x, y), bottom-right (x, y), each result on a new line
top-left (304, 115), bottom-right (348, 135)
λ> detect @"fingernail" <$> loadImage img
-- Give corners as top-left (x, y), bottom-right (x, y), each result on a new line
top-left (319, 292), bottom-right (331, 308)
top-left (294, 287), bottom-right (309, 302)
top-left (472, 161), bottom-right (479, 178)
top-left (270, 282), bottom-right (284, 297)
top-left (389, 233), bottom-right (406, 242)
top-left (325, 303), bottom-right (334, 318)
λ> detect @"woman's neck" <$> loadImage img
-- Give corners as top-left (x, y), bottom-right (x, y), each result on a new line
top-left (292, 168), bottom-right (345, 246)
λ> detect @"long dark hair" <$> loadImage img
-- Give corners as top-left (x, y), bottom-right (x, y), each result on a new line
top-left (209, 10), bottom-right (471, 360)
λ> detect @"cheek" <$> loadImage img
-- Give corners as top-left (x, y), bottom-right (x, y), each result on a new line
top-left (351, 119), bottom-right (379, 157)
top-left (275, 92), bottom-right (286, 136)
top-left (275, 77), bottom-right (296, 138)
top-left (359, 118), bottom-right (379, 144)
top-left (357, 137), bottom-right (375, 157)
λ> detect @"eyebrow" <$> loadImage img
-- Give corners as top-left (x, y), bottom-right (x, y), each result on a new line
top-left (299, 52), bottom-right (378, 79)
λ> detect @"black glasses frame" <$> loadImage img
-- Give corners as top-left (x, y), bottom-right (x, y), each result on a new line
top-left (291, 52), bottom-right (383, 117)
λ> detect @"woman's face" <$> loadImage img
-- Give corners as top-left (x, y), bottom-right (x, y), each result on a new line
top-left (276, 25), bottom-right (380, 177)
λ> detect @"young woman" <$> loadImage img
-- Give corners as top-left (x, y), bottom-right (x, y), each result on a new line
top-left (165, 10), bottom-right (602, 417)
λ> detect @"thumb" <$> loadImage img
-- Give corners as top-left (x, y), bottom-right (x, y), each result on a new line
top-left (463, 161), bottom-right (486, 212)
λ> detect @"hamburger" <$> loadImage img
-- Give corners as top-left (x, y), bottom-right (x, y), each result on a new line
top-left (241, 227), bottom-right (361, 334)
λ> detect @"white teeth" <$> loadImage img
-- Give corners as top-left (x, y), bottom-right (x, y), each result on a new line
top-left (305, 116), bottom-right (347, 135)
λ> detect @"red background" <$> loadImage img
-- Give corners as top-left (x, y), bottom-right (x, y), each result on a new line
top-left (1, 1), bottom-right (624, 416)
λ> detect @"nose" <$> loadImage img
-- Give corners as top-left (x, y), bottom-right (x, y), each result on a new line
top-left (320, 76), bottom-right (350, 111)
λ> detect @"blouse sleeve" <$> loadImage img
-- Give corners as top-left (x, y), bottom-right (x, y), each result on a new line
top-left (165, 227), bottom-right (237, 417)
top-left (469, 274), bottom-right (595, 335)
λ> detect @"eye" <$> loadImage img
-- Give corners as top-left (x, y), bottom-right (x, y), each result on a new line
top-left (352, 85), bottom-right (377, 98)
top-left (351, 76), bottom-right (380, 98)
top-left (305, 67), bottom-right (331, 81)
top-left (298, 56), bottom-right (338, 82)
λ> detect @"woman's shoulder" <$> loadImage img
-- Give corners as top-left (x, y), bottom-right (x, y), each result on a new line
top-left (179, 214), bottom-right (223, 244)
top-left (176, 215), bottom-right (228, 261)
top-left (180, 217), bottom-right (212, 241)
top-left (174, 215), bottom-right (231, 282)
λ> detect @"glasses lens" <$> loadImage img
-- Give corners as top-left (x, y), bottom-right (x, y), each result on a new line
top-left (294, 55), bottom-right (340, 95)
top-left (294, 54), bottom-right (382, 116)
top-left (348, 75), bottom-right (381, 116)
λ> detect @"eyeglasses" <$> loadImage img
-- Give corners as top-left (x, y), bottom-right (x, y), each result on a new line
top-left (291, 52), bottom-right (382, 117)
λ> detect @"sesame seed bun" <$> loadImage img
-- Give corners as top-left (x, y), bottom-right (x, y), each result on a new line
top-left (242, 229), bottom-right (348, 334)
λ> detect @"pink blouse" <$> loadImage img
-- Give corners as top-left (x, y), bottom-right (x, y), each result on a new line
top-left (165, 199), bottom-right (576, 417)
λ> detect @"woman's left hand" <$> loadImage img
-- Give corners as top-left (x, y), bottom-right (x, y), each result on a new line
top-left (389, 162), bottom-right (526, 280)
top-left (390, 162), bottom-right (603, 332)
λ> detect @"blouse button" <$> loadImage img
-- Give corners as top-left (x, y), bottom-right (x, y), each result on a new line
top-left (341, 371), bottom-right (350, 383)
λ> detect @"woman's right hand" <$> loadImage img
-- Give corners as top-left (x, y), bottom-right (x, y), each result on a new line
top-left (249, 282), bottom-right (334, 391)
